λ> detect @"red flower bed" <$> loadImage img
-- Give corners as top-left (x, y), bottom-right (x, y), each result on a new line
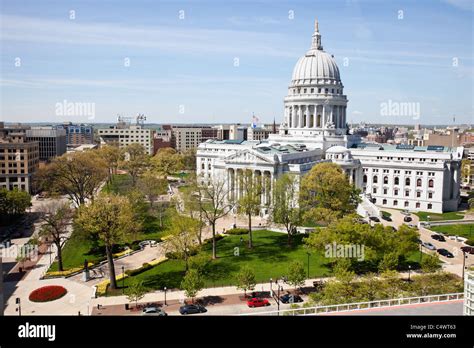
top-left (29, 285), bottom-right (67, 302)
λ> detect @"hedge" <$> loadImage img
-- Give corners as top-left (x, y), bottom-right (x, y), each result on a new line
top-left (225, 228), bottom-right (248, 235)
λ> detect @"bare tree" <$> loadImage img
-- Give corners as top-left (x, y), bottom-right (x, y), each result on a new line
top-left (39, 202), bottom-right (73, 271)
top-left (199, 175), bottom-right (233, 259)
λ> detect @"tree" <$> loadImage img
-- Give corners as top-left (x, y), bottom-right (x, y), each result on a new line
top-left (380, 270), bottom-right (403, 298)
top-left (181, 148), bottom-right (197, 171)
top-left (37, 151), bottom-right (108, 206)
top-left (123, 144), bottom-right (149, 186)
top-left (237, 169), bottom-right (262, 249)
top-left (125, 280), bottom-right (147, 308)
top-left (299, 162), bottom-right (360, 224)
top-left (39, 202), bottom-right (73, 272)
top-left (199, 175), bottom-right (234, 259)
top-left (0, 188), bottom-right (32, 219)
top-left (75, 194), bottom-right (141, 289)
top-left (235, 266), bottom-right (256, 297)
top-left (287, 260), bottom-right (306, 290)
top-left (181, 269), bottom-right (204, 302)
top-left (151, 148), bottom-right (183, 179)
top-left (378, 252), bottom-right (399, 272)
top-left (98, 145), bottom-right (123, 183)
top-left (421, 253), bottom-right (441, 273)
top-left (137, 171), bottom-right (168, 209)
top-left (181, 173), bottom-right (205, 244)
top-left (271, 174), bottom-right (302, 245)
top-left (165, 214), bottom-right (199, 271)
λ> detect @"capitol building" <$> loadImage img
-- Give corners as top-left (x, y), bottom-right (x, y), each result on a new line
top-left (196, 19), bottom-right (462, 216)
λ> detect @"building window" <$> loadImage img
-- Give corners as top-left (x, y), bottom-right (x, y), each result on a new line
top-left (394, 189), bottom-right (399, 195)
top-left (416, 191), bottom-right (421, 198)
top-left (383, 176), bottom-right (388, 184)
top-left (393, 200), bottom-right (398, 206)
top-left (428, 192), bottom-right (433, 199)
top-left (428, 179), bottom-right (434, 188)
top-left (383, 188), bottom-right (387, 195)
top-left (405, 178), bottom-right (410, 186)
top-left (416, 178), bottom-right (422, 187)
top-left (405, 190), bottom-right (409, 197)
top-left (373, 176), bottom-right (378, 184)
top-left (363, 175), bottom-right (367, 183)
top-left (394, 177), bottom-right (399, 185)
top-left (383, 199), bottom-right (387, 205)
top-left (428, 203), bottom-right (432, 209)
top-left (404, 201), bottom-right (409, 207)
top-left (373, 188), bottom-right (377, 194)
top-left (416, 202), bottom-right (420, 208)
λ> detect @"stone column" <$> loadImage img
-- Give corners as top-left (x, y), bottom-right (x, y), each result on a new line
top-left (306, 105), bottom-right (310, 128)
top-left (293, 106), bottom-right (298, 128)
top-left (322, 104), bottom-right (326, 128)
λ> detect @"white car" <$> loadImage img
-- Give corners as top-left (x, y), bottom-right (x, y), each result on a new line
top-left (141, 306), bottom-right (167, 316)
top-left (422, 242), bottom-right (436, 251)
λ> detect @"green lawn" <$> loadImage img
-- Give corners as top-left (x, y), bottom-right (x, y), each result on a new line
top-left (381, 211), bottom-right (392, 218)
top-left (431, 224), bottom-right (474, 239)
top-left (107, 230), bottom-right (333, 295)
top-left (415, 211), bottom-right (465, 222)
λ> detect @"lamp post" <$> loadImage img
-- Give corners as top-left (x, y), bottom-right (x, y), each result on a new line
top-left (306, 252), bottom-right (311, 278)
top-left (164, 287), bottom-right (167, 306)
top-left (121, 266), bottom-right (125, 293)
top-left (462, 251), bottom-right (467, 280)
top-left (277, 283), bottom-right (282, 316)
top-left (16, 297), bottom-right (21, 316)
top-left (420, 242), bottom-right (423, 263)
top-left (408, 265), bottom-right (411, 282)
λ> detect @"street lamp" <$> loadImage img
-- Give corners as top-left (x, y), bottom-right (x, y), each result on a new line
top-left (408, 265), bottom-right (411, 282)
top-left (306, 252), bottom-right (311, 278)
top-left (164, 287), bottom-right (167, 306)
top-left (121, 266), bottom-right (125, 293)
top-left (462, 251), bottom-right (468, 280)
top-left (269, 278), bottom-right (273, 296)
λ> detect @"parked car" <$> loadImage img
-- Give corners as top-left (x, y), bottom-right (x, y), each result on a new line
top-left (250, 291), bottom-right (270, 298)
top-left (437, 248), bottom-right (454, 258)
top-left (369, 216), bottom-right (380, 222)
top-left (179, 304), bottom-right (207, 315)
top-left (142, 306), bottom-right (167, 316)
top-left (403, 216), bottom-right (412, 222)
top-left (280, 294), bottom-right (303, 304)
top-left (431, 234), bottom-right (446, 242)
top-left (408, 223), bottom-right (417, 229)
top-left (422, 242), bottom-right (436, 250)
top-left (381, 214), bottom-right (392, 221)
top-left (460, 246), bottom-right (474, 255)
top-left (247, 298), bottom-right (270, 308)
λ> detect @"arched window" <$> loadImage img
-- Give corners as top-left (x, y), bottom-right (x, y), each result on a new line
top-left (394, 177), bottom-right (399, 185)
top-left (405, 178), bottom-right (410, 186)
top-left (416, 178), bottom-right (422, 187)
top-left (373, 176), bottom-right (378, 184)
top-left (393, 200), bottom-right (398, 206)
top-left (363, 175), bottom-right (367, 183)
top-left (428, 179), bottom-right (434, 188)
top-left (383, 176), bottom-right (388, 184)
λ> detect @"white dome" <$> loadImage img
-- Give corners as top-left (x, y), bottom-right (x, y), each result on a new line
top-left (292, 51), bottom-right (340, 84)
top-left (326, 145), bottom-right (349, 154)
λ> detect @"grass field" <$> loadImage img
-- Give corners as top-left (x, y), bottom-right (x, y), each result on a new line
top-left (415, 211), bottom-right (465, 221)
top-left (430, 224), bottom-right (474, 239)
top-left (107, 230), bottom-right (332, 295)
top-left (102, 174), bottom-right (134, 195)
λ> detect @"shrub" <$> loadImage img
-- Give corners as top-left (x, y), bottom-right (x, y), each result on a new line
top-left (225, 228), bottom-right (248, 235)
top-left (29, 285), bottom-right (67, 302)
top-left (465, 238), bottom-right (474, 246)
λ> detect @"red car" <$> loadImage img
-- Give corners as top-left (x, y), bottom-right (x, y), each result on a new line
top-left (461, 246), bottom-right (474, 255)
top-left (247, 298), bottom-right (270, 308)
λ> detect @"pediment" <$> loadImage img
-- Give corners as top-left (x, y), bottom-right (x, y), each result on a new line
top-left (224, 150), bottom-right (275, 165)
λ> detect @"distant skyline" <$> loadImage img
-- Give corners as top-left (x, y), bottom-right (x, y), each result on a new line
top-left (1, 0), bottom-right (473, 125)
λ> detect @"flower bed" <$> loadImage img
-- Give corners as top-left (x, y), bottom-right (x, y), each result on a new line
top-left (29, 285), bottom-right (67, 302)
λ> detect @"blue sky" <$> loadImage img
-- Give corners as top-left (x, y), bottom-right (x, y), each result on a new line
top-left (0, 0), bottom-right (472, 125)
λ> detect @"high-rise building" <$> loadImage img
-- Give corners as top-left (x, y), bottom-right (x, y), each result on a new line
top-left (98, 123), bottom-right (153, 155)
top-left (0, 123), bottom-right (40, 193)
top-left (171, 126), bottom-right (218, 153)
top-left (26, 127), bottom-right (67, 162)
top-left (56, 123), bottom-right (94, 147)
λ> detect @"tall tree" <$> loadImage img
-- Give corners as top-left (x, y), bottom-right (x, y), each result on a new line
top-left (199, 175), bottom-right (233, 259)
top-left (151, 147), bottom-right (183, 179)
top-left (75, 194), bottom-right (141, 289)
top-left (98, 145), bottom-right (123, 183)
top-left (165, 214), bottom-right (199, 271)
top-left (137, 171), bottom-right (168, 209)
top-left (37, 151), bottom-right (108, 206)
top-left (125, 280), bottom-right (147, 308)
top-left (0, 188), bottom-right (32, 218)
top-left (39, 202), bottom-right (73, 272)
top-left (287, 260), bottom-right (306, 290)
top-left (181, 148), bottom-right (197, 171)
top-left (271, 174), bottom-right (302, 245)
top-left (181, 174), bottom-right (204, 244)
top-left (237, 169), bottom-right (262, 249)
top-left (299, 162), bottom-right (360, 224)
top-left (123, 144), bottom-right (149, 186)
